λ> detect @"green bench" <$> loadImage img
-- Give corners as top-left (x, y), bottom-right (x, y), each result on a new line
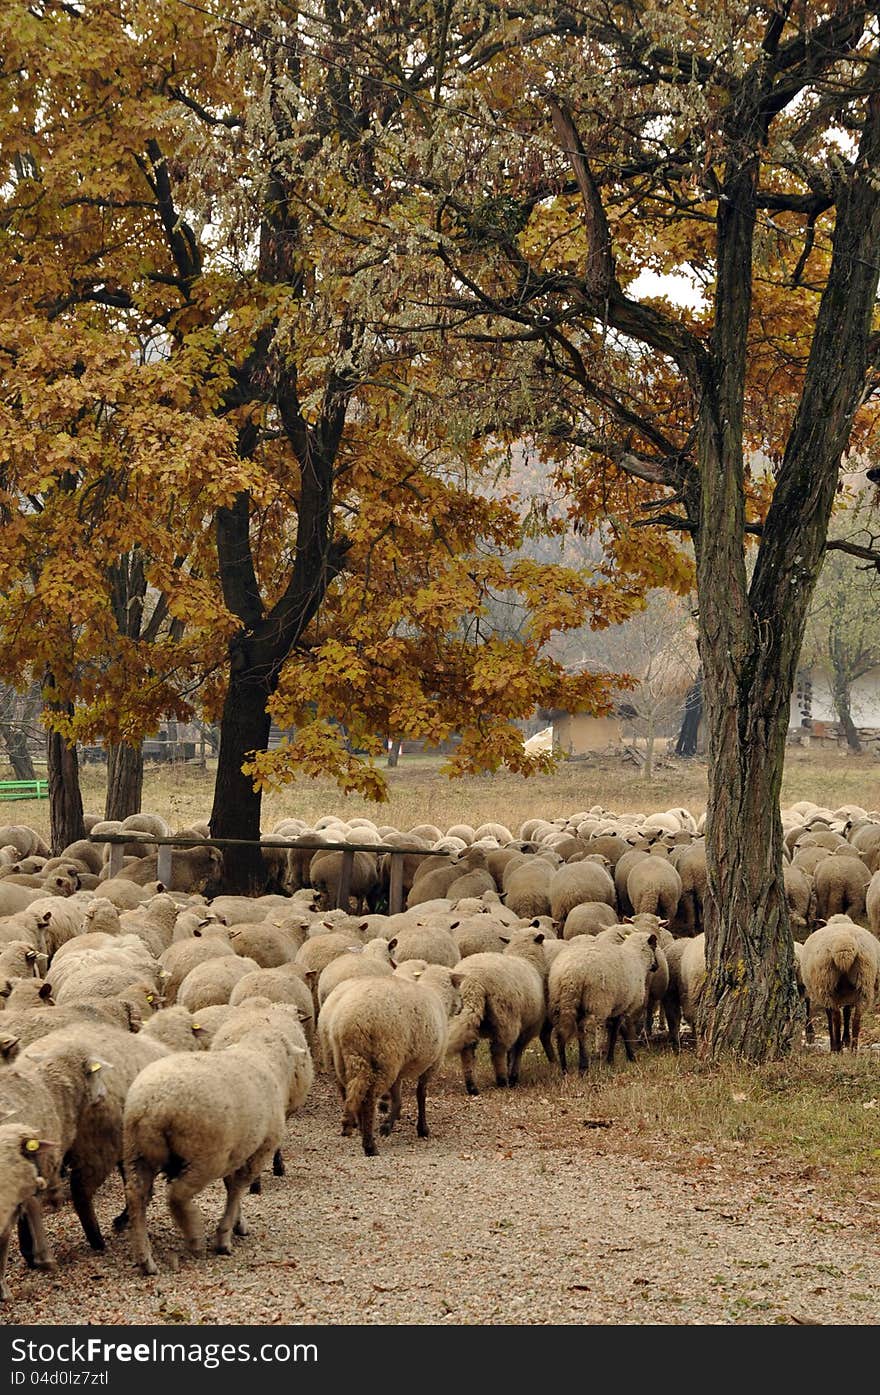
top-left (0, 779), bottom-right (48, 800)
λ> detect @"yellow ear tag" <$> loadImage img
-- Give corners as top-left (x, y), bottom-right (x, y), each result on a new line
top-left (146, 994), bottom-right (154, 1003)
top-left (89, 1063), bottom-right (102, 1073)
top-left (25, 1139), bottom-right (39, 1152)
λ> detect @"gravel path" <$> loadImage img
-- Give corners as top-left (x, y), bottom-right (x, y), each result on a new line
top-left (5, 1061), bottom-right (880, 1326)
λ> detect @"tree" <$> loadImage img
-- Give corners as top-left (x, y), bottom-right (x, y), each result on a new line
top-left (801, 490), bottom-right (880, 753)
top-left (0, 682), bottom-right (40, 781)
top-left (0, 3), bottom-right (653, 882)
top-left (374, 3), bottom-right (880, 1058)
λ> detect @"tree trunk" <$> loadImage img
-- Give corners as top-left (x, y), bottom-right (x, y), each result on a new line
top-left (832, 678), bottom-right (861, 753)
top-left (675, 670), bottom-right (703, 757)
top-left (642, 716), bottom-right (654, 781)
top-left (209, 667), bottom-right (273, 893)
top-left (1, 725), bottom-right (35, 780)
top-left (105, 742), bottom-right (144, 820)
top-left (46, 718), bottom-right (85, 855)
top-left (696, 615), bottom-right (802, 1060)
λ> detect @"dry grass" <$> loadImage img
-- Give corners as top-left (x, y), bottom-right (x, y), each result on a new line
top-left (4, 745), bottom-right (880, 839)
top-left (506, 1039), bottom-right (880, 1190)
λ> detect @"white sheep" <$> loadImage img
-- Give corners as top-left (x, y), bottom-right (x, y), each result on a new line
top-left (445, 928), bottom-right (547, 1094)
top-left (800, 918), bottom-right (880, 1052)
top-left (123, 1008), bottom-right (309, 1272)
top-left (318, 964), bottom-right (463, 1155)
top-left (548, 931), bottom-right (659, 1071)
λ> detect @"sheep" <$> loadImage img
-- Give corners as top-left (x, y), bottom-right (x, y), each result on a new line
top-left (791, 845), bottom-right (830, 877)
top-left (177, 1003), bottom-right (236, 1047)
top-left (0, 826), bottom-right (50, 860)
top-left (659, 936), bottom-right (693, 1052)
top-left (561, 902), bottom-right (619, 940)
top-left (586, 833), bottom-right (630, 866)
top-left (813, 853), bottom-right (871, 924)
top-left (176, 955), bottom-right (261, 1012)
top-left (159, 935), bottom-right (235, 1004)
top-left (626, 856), bottom-right (682, 922)
top-left (800, 918), bottom-right (880, 1052)
top-left (58, 840), bottom-right (104, 875)
top-left (205, 894), bottom-right (295, 926)
top-left (667, 843), bottom-right (706, 936)
top-left (226, 922), bottom-right (301, 969)
top-left (548, 931), bottom-right (659, 1072)
top-left (867, 869), bottom-right (880, 938)
top-left (317, 940), bottom-right (394, 1006)
top-left (2, 980), bottom-right (53, 1011)
top-left (4, 1022), bottom-right (166, 1266)
top-left (0, 941), bottom-right (47, 981)
top-left (229, 966), bottom-right (316, 1047)
top-left (318, 963), bottom-right (463, 1156)
top-left (386, 925), bottom-right (460, 969)
top-left (445, 868), bottom-right (497, 902)
top-left (677, 933), bottom-right (707, 1037)
top-left (783, 863), bottom-right (814, 936)
top-left (294, 930), bottom-right (365, 986)
top-left (548, 861), bottom-right (616, 925)
top-left (0, 999), bottom-right (143, 1049)
top-left (613, 849), bottom-right (649, 917)
top-left (0, 886), bottom-right (52, 931)
top-left (503, 859), bottom-right (554, 919)
top-left (446, 929), bottom-right (547, 1094)
top-left (122, 1008), bottom-right (309, 1272)
top-left (141, 1005), bottom-right (209, 1053)
top-left (118, 894), bottom-right (182, 953)
top-left (95, 878), bottom-right (165, 910)
top-left (309, 849), bottom-right (378, 913)
top-left (209, 1000), bottom-right (314, 1185)
top-left (52, 956), bottom-right (161, 1008)
top-left (0, 1125), bottom-right (57, 1301)
top-left (405, 861), bottom-right (465, 909)
top-left (113, 846), bottom-right (223, 893)
top-left (450, 916), bottom-right (509, 959)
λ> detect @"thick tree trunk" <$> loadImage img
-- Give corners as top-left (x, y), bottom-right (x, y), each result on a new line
top-left (642, 715), bottom-right (655, 781)
top-left (675, 670), bottom-right (702, 757)
top-left (209, 667), bottom-right (273, 893)
top-left (1, 725), bottom-right (35, 780)
top-left (831, 677), bottom-right (861, 753)
top-left (105, 742), bottom-right (144, 820)
top-left (697, 620), bottom-right (802, 1060)
top-left (47, 719), bottom-right (85, 855)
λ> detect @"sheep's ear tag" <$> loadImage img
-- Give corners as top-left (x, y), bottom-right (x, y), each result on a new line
top-left (25, 1138), bottom-right (39, 1152)
top-left (146, 993), bottom-right (155, 1004)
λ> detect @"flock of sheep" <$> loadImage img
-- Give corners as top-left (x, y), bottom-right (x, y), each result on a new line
top-left (0, 795), bottom-right (878, 1297)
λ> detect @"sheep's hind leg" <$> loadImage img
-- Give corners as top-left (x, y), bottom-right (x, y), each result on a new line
top-left (358, 1086), bottom-right (379, 1157)
top-left (605, 1016), bottom-right (622, 1064)
top-left (0, 1225), bottom-right (13, 1300)
top-left (842, 1005), bottom-right (853, 1049)
top-left (216, 1162), bottom-right (262, 1253)
top-left (490, 1039), bottom-right (509, 1088)
top-left (166, 1170), bottom-right (208, 1259)
top-left (539, 1020), bottom-right (555, 1065)
top-left (124, 1159), bottom-right (158, 1276)
top-left (555, 1031), bottom-right (568, 1075)
top-left (19, 1201), bottom-right (54, 1272)
top-left (416, 1072), bottom-right (431, 1139)
top-left (70, 1170), bottom-right (105, 1251)
top-left (507, 1033), bottom-right (530, 1086)
top-left (460, 1045), bottom-right (479, 1095)
top-left (379, 1077), bottom-right (402, 1136)
top-left (621, 1017), bottom-right (638, 1063)
top-left (849, 1007), bottom-right (862, 1054)
top-left (577, 1020), bottom-right (590, 1074)
top-left (827, 1009), bottom-right (842, 1053)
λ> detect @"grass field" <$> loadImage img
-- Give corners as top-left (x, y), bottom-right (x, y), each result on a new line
top-left (4, 745), bottom-right (880, 838)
